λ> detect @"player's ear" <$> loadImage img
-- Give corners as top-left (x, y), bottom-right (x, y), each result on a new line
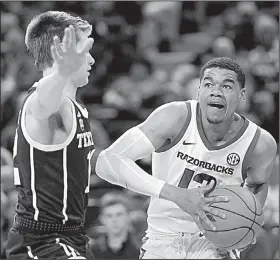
top-left (240, 88), bottom-right (246, 101)
top-left (197, 84), bottom-right (201, 99)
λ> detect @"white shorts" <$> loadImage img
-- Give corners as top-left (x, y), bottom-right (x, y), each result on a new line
top-left (139, 232), bottom-right (240, 259)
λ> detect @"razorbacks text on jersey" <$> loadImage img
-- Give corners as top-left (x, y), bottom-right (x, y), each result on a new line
top-left (147, 100), bottom-right (260, 234)
top-left (13, 86), bottom-right (95, 224)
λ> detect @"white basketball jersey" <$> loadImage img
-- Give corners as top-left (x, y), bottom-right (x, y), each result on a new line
top-left (147, 100), bottom-right (260, 234)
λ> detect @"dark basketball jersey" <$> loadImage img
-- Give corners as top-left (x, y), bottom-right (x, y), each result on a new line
top-left (13, 86), bottom-right (95, 224)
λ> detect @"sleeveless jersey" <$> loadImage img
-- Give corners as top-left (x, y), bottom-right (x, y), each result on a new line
top-left (147, 100), bottom-right (260, 234)
top-left (13, 86), bottom-right (95, 224)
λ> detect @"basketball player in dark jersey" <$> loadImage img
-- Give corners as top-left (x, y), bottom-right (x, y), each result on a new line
top-left (6, 11), bottom-right (95, 259)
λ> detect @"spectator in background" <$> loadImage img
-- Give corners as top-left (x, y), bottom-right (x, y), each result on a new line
top-left (250, 90), bottom-right (278, 142)
top-left (248, 14), bottom-right (279, 91)
top-left (233, 1), bottom-right (258, 52)
top-left (91, 192), bottom-right (139, 259)
top-left (201, 36), bottom-right (236, 65)
top-left (152, 63), bottom-right (196, 105)
top-left (1, 147), bottom-right (14, 258)
top-left (1, 91), bottom-right (28, 153)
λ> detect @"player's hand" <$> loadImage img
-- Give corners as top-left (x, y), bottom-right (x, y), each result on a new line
top-left (174, 180), bottom-right (229, 232)
top-left (50, 25), bottom-right (94, 77)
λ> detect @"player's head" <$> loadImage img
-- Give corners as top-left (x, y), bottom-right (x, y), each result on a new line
top-left (198, 57), bottom-right (246, 124)
top-left (25, 11), bottom-right (94, 88)
top-left (99, 192), bottom-right (131, 236)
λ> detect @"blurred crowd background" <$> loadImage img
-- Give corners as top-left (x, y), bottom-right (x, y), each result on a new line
top-left (1, 1), bottom-right (279, 259)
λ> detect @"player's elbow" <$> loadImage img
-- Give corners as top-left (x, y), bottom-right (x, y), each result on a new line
top-left (95, 150), bottom-right (119, 184)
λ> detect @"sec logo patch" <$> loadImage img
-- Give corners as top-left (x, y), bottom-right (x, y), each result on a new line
top-left (227, 153), bottom-right (240, 166)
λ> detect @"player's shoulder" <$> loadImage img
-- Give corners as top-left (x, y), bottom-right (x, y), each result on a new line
top-left (155, 100), bottom-right (191, 119)
top-left (26, 85), bottom-right (72, 119)
top-left (253, 127), bottom-right (277, 158)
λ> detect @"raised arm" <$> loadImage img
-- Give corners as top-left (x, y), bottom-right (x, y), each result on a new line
top-left (245, 128), bottom-right (277, 207)
top-left (28, 25), bottom-right (93, 119)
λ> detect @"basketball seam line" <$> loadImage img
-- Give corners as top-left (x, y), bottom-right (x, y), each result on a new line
top-left (225, 187), bottom-right (260, 243)
top-left (208, 187), bottom-right (261, 249)
top-left (221, 187), bottom-right (259, 247)
top-left (204, 226), bottom-right (255, 249)
top-left (223, 188), bottom-right (263, 216)
top-left (208, 206), bottom-right (262, 228)
top-left (204, 226), bottom-right (254, 232)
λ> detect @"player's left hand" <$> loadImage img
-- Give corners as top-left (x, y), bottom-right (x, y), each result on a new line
top-left (172, 180), bottom-right (229, 232)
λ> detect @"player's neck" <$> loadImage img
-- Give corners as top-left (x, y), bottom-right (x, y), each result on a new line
top-left (201, 114), bottom-right (235, 144)
top-left (63, 84), bottom-right (77, 101)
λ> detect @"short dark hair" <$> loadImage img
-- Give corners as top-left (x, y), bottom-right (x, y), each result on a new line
top-left (25, 11), bottom-right (92, 71)
top-left (100, 192), bottom-right (131, 213)
top-left (199, 57), bottom-right (246, 88)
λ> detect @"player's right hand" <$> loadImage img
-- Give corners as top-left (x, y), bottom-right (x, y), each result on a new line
top-left (50, 25), bottom-right (94, 77)
top-left (173, 180), bottom-right (229, 232)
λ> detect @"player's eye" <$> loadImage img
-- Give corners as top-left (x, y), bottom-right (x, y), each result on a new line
top-left (205, 83), bottom-right (212, 88)
top-left (223, 85), bottom-right (232, 89)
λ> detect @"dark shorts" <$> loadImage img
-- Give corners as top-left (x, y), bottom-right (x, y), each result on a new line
top-left (6, 227), bottom-right (95, 260)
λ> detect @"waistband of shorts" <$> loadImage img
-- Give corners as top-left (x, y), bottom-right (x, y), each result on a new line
top-left (145, 231), bottom-right (198, 240)
top-left (14, 215), bottom-right (85, 235)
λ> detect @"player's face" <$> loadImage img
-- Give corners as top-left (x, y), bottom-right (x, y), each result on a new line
top-left (71, 33), bottom-right (94, 88)
top-left (101, 204), bottom-right (129, 236)
top-left (198, 67), bottom-right (245, 124)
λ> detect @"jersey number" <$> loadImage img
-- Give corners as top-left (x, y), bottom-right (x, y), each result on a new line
top-left (178, 168), bottom-right (217, 189)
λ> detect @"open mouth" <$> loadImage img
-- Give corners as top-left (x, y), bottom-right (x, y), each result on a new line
top-left (208, 103), bottom-right (225, 109)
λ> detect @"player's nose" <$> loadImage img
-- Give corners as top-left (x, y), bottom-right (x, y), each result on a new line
top-left (87, 53), bottom-right (95, 66)
top-left (210, 85), bottom-right (223, 97)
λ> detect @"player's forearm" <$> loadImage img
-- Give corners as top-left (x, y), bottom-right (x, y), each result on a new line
top-left (37, 71), bottom-right (70, 111)
top-left (95, 150), bottom-right (166, 198)
top-left (159, 183), bottom-right (180, 202)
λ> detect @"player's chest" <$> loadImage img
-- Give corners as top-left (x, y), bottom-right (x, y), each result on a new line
top-left (165, 143), bottom-right (244, 188)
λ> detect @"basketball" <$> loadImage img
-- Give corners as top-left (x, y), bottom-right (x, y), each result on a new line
top-left (202, 185), bottom-right (264, 250)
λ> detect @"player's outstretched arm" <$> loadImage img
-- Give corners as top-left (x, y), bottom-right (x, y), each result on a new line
top-left (29, 25), bottom-right (93, 119)
top-left (245, 128), bottom-right (277, 208)
top-left (95, 102), bottom-right (228, 232)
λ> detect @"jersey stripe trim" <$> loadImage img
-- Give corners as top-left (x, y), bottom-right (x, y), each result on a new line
top-left (85, 149), bottom-right (94, 193)
top-left (26, 246), bottom-right (38, 259)
top-left (156, 101), bottom-right (192, 153)
top-left (62, 147), bottom-right (68, 224)
top-left (13, 168), bottom-right (21, 185)
top-left (30, 147), bottom-right (39, 221)
top-left (72, 99), bottom-right (88, 118)
top-left (21, 92), bottom-right (77, 152)
top-left (241, 127), bottom-right (261, 181)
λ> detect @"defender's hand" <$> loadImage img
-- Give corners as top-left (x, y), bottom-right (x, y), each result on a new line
top-left (173, 180), bottom-right (229, 232)
top-left (50, 25), bottom-right (94, 77)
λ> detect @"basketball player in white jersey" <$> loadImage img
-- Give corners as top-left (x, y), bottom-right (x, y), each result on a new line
top-left (95, 57), bottom-right (277, 259)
